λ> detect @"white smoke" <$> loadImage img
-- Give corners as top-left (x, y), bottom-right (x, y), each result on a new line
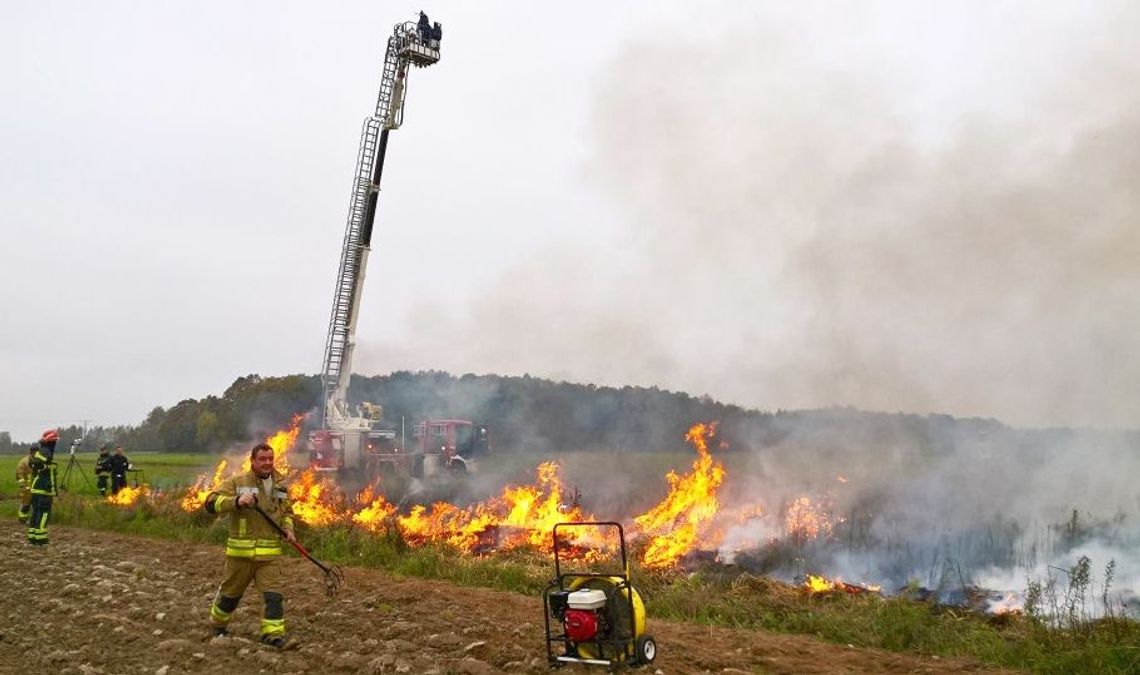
top-left (365, 1), bottom-right (1140, 431)
top-left (358, 2), bottom-right (1140, 610)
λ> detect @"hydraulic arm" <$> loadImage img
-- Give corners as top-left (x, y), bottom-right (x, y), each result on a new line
top-left (320, 15), bottom-right (442, 430)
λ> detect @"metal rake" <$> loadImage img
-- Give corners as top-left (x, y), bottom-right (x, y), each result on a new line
top-left (252, 503), bottom-right (345, 598)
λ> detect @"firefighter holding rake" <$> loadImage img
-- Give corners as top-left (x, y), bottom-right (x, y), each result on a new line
top-left (204, 442), bottom-right (298, 647)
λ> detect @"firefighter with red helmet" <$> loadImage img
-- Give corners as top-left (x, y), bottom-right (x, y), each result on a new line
top-left (27, 429), bottom-right (59, 545)
top-left (203, 442), bottom-right (296, 647)
top-left (15, 445), bottom-right (36, 523)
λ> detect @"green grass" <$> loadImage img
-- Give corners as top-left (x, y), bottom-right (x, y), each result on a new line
top-left (0, 451), bottom-right (223, 498)
top-left (5, 454), bottom-right (1140, 674)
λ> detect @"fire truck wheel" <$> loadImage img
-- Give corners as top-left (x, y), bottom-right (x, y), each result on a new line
top-left (635, 634), bottom-right (656, 664)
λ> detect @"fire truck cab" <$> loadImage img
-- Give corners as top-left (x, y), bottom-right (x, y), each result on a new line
top-left (413, 419), bottom-right (491, 475)
top-left (308, 418), bottom-right (488, 481)
top-left (308, 428), bottom-right (396, 471)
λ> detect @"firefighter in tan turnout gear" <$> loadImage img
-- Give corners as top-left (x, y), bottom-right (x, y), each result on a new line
top-left (204, 443), bottom-right (297, 647)
top-left (15, 445), bottom-right (35, 523)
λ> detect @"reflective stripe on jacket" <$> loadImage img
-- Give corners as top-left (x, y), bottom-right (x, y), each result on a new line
top-left (29, 451), bottom-right (57, 496)
top-left (208, 470), bottom-right (295, 561)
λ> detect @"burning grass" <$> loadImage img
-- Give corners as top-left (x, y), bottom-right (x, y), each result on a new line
top-left (47, 485), bottom-right (1140, 673)
top-left (36, 415), bottom-right (1140, 674)
top-left (153, 419), bottom-right (733, 568)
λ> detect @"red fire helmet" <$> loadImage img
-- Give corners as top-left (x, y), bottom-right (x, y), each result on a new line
top-left (41, 429), bottom-right (60, 443)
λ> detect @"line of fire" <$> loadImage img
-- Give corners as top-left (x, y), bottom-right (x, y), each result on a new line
top-left (97, 415), bottom-right (1044, 618)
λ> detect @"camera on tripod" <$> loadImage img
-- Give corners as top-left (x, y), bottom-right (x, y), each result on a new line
top-left (60, 437), bottom-right (91, 492)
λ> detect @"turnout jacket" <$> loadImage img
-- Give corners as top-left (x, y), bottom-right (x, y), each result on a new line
top-left (205, 469), bottom-right (295, 561)
top-left (29, 448), bottom-right (57, 497)
top-left (94, 453), bottom-right (112, 475)
top-left (15, 455), bottom-right (31, 488)
top-left (108, 454), bottom-right (130, 476)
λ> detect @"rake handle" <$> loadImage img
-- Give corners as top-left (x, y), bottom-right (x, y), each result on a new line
top-left (287, 538), bottom-right (335, 575)
top-left (250, 502), bottom-right (324, 568)
top-left (247, 501), bottom-right (342, 598)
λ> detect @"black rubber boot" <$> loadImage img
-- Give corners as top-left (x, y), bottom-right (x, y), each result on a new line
top-left (261, 634), bottom-right (288, 649)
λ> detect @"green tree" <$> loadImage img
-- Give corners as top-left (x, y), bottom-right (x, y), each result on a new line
top-left (195, 410), bottom-right (221, 449)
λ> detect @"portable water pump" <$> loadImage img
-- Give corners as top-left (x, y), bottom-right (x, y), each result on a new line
top-left (542, 522), bottom-right (657, 668)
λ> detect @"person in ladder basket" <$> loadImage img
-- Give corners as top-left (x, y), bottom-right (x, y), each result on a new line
top-left (204, 442), bottom-right (297, 648)
top-left (16, 445), bottom-right (36, 523)
top-left (27, 430), bottom-right (59, 545)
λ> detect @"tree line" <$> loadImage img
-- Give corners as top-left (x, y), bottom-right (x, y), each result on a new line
top-left (1, 370), bottom-right (1029, 456)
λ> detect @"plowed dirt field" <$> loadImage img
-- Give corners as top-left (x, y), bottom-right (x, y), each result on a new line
top-left (0, 525), bottom-right (1017, 674)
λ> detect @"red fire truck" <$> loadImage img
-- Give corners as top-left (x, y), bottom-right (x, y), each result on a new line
top-left (411, 419), bottom-right (491, 475)
top-left (308, 417), bottom-right (489, 480)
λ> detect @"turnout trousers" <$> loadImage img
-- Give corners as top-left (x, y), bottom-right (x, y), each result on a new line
top-left (209, 556), bottom-right (286, 637)
top-left (17, 486), bottom-right (31, 522)
top-left (27, 494), bottom-right (52, 545)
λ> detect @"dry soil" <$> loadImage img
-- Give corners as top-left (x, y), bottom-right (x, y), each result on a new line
top-left (0, 525), bottom-right (1020, 674)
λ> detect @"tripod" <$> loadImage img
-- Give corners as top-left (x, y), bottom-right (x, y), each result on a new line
top-left (60, 450), bottom-right (92, 492)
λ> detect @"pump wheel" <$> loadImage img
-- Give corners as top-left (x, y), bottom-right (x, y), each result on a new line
top-left (635, 634), bottom-right (656, 664)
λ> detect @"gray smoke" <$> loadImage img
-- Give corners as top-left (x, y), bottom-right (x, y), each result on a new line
top-left (365, 2), bottom-right (1140, 431)
top-left (358, 3), bottom-right (1140, 609)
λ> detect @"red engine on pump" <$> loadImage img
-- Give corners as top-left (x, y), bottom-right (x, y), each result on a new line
top-left (550, 588), bottom-right (609, 643)
top-left (563, 609), bottom-right (599, 642)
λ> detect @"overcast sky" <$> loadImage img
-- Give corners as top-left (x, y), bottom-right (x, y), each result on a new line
top-left (2, 1), bottom-right (1137, 441)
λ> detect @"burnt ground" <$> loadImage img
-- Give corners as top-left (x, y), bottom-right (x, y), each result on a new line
top-left (0, 525), bottom-right (1020, 674)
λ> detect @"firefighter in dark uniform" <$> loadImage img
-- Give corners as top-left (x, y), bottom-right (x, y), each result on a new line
top-left (204, 442), bottom-right (296, 647)
top-left (27, 430), bottom-right (59, 545)
top-left (94, 445), bottom-right (113, 497)
top-left (16, 445), bottom-right (35, 523)
top-left (109, 446), bottom-right (130, 494)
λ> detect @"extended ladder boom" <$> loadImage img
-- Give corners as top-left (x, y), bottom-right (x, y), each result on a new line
top-left (320, 16), bottom-right (442, 429)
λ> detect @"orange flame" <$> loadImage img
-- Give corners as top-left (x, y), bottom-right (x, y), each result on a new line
top-left (804, 574), bottom-right (880, 595)
top-left (180, 458), bottom-right (228, 512)
top-left (634, 422), bottom-right (726, 568)
top-left (990, 592), bottom-right (1023, 615)
top-left (785, 496), bottom-right (834, 543)
top-left (107, 484), bottom-right (149, 506)
top-left (806, 574), bottom-right (836, 593)
top-left (163, 414), bottom-right (875, 578)
top-left (242, 413), bottom-right (304, 473)
top-left (288, 468), bottom-right (348, 526)
top-left (351, 487), bottom-right (397, 533)
top-left (179, 414), bottom-right (305, 513)
top-left (396, 461), bottom-right (589, 553)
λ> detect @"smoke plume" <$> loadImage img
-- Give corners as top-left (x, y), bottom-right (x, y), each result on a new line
top-left (357, 3), bottom-right (1140, 609)
top-left (366, 3), bottom-right (1140, 431)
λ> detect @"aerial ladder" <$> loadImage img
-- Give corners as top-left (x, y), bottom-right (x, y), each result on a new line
top-left (311, 13), bottom-right (443, 477)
